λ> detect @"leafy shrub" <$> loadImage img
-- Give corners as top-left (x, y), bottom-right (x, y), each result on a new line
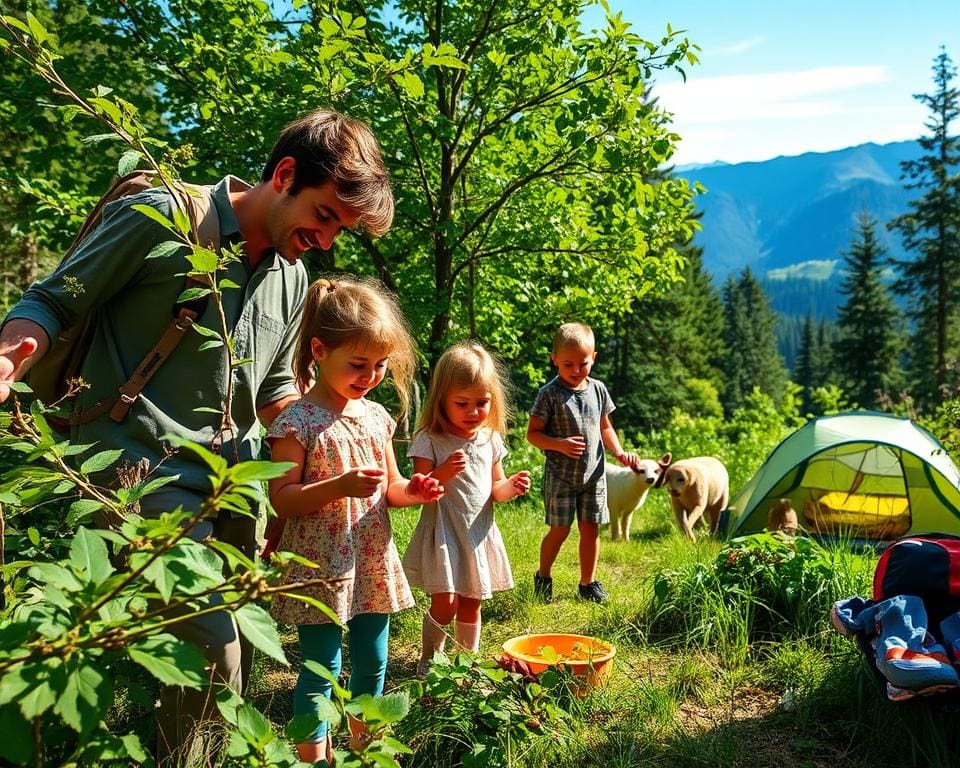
top-left (644, 534), bottom-right (874, 663)
top-left (394, 652), bottom-right (577, 768)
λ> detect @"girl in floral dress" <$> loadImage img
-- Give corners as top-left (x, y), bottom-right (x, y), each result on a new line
top-left (402, 341), bottom-right (531, 675)
top-left (267, 276), bottom-right (442, 764)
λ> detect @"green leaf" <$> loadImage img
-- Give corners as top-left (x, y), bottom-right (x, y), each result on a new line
top-left (117, 149), bottom-right (143, 177)
top-left (234, 603), bottom-right (286, 664)
top-left (228, 460), bottom-right (294, 485)
top-left (126, 473), bottom-right (178, 503)
top-left (147, 240), bottom-right (184, 260)
top-left (0, 703), bottom-right (34, 764)
top-left (173, 206), bottom-right (190, 236)
top-left (17, 660), bottom-right (62, 720)
top-left (27, 527), bottom-right (40, 546)
top-left (187, 246), bottom-right (219, 273)
top-left (205, 539), bottom-right (256, 572)
top-left (131, 204), bottom-right (176, 232)
top-left (80, 449), bottom-right (124, 474)
top-left (392, 70), bottom-right (424, 99)
top-left (29, 562), bottom-right (84, 592)
top-left (286, 712), bottom-right (324, 741)
top-left (191, 323), bottom-right (221, 339)
top-left (198, 341), bottom-right (223, 352)
top-left (26, 12), bottom-right (49, 45)
top-left (163, 434), bottom-right (228, 475)
top-left (128, 634), bottom-right (207, 688)
top-left (142, 556), bottom-right (175, 603)
top-left (303, 661), bottom-right (350, 701)
top-left (177, 286), bottom-right (213, 303)
top-left (54, 659), bottom-right (111, 736)
top-left (346, 692), bottom-right (409, 725)
top-left (236, 703), bottom-right (271, 747)
top-left (70, 527), bottom-right (113, 585)
top-left (284, 592), bottom-right (342, 625)
top-left (8, 381), bottom-right (32, 393)
top-left (67, 499), bottom-right (103, 525)
top-left (193, 405), bottom-right (223, 413)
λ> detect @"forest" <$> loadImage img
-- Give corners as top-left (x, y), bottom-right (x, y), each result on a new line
top-left (1, 2), bottom-right (960, 767)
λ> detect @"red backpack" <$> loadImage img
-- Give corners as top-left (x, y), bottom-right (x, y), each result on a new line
top-left (873, 534), bottom-right (960, 626)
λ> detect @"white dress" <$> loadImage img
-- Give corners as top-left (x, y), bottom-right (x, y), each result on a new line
top-left (402, 428), bottom-right (514, 599)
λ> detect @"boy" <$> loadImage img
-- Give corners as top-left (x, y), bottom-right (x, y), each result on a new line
top-left (526, 322), bottom-right (638, 603)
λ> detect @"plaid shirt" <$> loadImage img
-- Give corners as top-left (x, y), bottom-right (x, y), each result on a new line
top-left (529, 376), bottom-right (614, 488)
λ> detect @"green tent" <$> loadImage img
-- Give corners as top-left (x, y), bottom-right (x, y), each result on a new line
top-left (724, 412), bottom-right (960, 544)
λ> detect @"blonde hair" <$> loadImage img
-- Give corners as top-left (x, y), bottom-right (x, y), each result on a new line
top-left (295, 276), bottom-right (417, 416)
top-left (552, 322), bottom-right (595, 355)
top-left (418, 341), bottom-right (511, 435)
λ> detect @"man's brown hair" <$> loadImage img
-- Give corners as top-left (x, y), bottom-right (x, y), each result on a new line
top-left (262, 109), bottom-right (394, 236)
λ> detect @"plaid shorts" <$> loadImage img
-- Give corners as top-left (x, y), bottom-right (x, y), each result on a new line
top-left (543, 471), bottom-right (609, 527)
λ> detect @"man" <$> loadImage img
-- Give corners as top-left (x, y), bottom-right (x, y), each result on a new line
top-left (0, 108), bottom-right (394, 762)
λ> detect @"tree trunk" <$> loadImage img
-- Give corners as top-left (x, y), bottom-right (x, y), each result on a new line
top-left (19, 234), bottom-right (38, 289)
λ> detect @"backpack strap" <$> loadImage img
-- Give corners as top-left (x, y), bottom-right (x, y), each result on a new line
top-left (71, 183), bottom-right (221, 426)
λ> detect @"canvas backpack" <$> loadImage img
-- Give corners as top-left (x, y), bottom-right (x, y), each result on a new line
top-left (27, 170), bottom-right (221, 428)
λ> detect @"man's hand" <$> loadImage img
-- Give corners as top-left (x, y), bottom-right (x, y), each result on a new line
top-left (617, 452), bottom-right (640, 470)
top-left (337, 467), bottom-right (386, 498)
top-left (557, 435), bottom-right (586, 458)
top-left (0, 336), bottom-right (39, 404)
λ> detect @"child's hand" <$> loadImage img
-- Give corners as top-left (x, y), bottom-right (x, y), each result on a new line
top-left (439, 449), bottom-right (468, 477)
top-left (558, 435), bottom-right (586, 458)
top-left (338, 467), bottom-right (386, 498)
top-left (406, 472), bottom-right (444, 503)
top-left (618, 452), bottom-right (640, 470)
top-left (509, 470), bottom-right (531, 496)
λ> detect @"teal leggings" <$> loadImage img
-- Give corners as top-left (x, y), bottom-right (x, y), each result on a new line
top-left (295, 613), bottom-right (390, 741)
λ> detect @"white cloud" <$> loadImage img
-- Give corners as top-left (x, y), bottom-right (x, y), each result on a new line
top-left (709, 37), bottom-right (765, 57)
top-left (658, 66), bottom-right (892, 125)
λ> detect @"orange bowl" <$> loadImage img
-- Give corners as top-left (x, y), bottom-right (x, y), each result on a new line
top-left (502, 633), bottom-right (615, 692)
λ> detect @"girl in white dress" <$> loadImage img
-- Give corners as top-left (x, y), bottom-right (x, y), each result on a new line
top-left (403, 341), bottom-right (531, 674)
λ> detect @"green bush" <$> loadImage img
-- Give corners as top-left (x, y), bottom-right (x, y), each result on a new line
top-left (644, 534), bottom-right (874, 663)
top-left (394, 652), bottom-right (577, 768)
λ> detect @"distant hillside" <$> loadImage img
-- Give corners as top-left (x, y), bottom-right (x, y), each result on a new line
top-left (676, 140), bottom-right (923, 371)
top-left (677, 140), bottom-right (921, 282)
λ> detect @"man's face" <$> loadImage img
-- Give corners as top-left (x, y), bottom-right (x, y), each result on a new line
top-left (551, 345), bottom-right (596, 390)
top-left (269, 158), bottom-right (361, 261)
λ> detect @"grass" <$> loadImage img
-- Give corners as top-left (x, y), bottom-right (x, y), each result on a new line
top-left (243, 488), bottom-right (960, 768)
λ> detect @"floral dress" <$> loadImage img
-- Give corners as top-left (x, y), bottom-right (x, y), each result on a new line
top-left (267, 398), bottom-right (414, 625)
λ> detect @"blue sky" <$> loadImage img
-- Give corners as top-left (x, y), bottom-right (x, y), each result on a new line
top-left (584, 1), bottom-right (960, 166)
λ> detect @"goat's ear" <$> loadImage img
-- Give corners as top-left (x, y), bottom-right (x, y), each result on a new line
top-left (659, 452), bottom-right (672, 467)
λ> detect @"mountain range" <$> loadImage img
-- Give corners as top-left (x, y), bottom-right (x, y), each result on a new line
top-left (676, 139), bottom-right (922, 306)
top-left (675, 140), bottom-right (923, 368)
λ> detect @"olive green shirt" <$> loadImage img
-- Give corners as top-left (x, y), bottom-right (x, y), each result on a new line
top-left (5, 176), bottom-right (307, 510)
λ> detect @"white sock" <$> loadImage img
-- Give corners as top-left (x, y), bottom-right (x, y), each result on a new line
top-left (419, 612), bottom-right (448, 665)
top-left (454, 619), bottom-right (481, 653)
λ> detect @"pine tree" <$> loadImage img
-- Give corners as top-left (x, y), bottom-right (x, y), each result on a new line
top-left (604, 246), bottom-right (725, 432)
top-left (794, 314), bottom-right (817, 414)
top-left (721, 267), bottom-right (787, 414)
top-left (834, 213), bottom-right (904, 408)
top-left (888, 48), bottom-right (960, 406)
top-left (815, 319), bottom-right (836, 387)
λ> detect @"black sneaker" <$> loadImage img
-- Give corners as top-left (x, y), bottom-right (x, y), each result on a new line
top-left (578, 581), bottom-right (607, 603)
top-left (534, 572), bottom-right (553, 603)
